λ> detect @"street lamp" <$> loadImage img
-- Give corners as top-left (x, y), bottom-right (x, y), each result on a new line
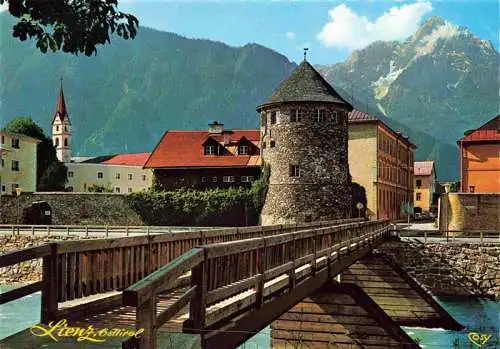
top-left (16, 187), bottom-right (23, 224)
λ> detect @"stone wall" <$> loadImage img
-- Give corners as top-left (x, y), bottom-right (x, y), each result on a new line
top-left (439, 193), bottom-right (500, 231)
top-left (0, 235), bottom-right (80, 283)
top-left (377, 240), bottom-right (500, 300)
top-left (260, 102), bottom-right (352, 225)
top-left (0, 193), bottom-right (145, 225)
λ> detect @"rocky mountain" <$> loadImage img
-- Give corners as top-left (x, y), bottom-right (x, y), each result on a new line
top-left (1, 14), bottom-right (497, 180)
top-left (318, 16), bottom-right (499, 172)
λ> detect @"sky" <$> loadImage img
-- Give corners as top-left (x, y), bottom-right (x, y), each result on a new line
top-left (117, 0), bottom-right (499, 65)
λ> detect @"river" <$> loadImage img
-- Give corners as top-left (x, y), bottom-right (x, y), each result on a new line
top-left (0, 286), bottom-right (498, 348)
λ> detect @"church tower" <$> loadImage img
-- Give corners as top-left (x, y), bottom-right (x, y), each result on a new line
top-left (257, 52), bottom-right (353, 225)
top-left (52, 80), bottom-right (72, 163)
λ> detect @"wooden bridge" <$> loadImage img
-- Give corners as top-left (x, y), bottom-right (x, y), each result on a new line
top-left (1, 218), bottom-right (431, 349)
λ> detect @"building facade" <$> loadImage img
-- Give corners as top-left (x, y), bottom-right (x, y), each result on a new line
top-left (0, 131), bottom-right (40, 195)
top-left (65, 153), bottom-right (153, 193)
top-left (458, 115), bottom-right (500, 193)
top-left (257, 59), bottom-right (353, 225)
top-left (348, 110), bottom-right (416, 220)
top-left (413, 161), bottom-right (437, 214)
top-left (144, 122), bottom-right (261, 190)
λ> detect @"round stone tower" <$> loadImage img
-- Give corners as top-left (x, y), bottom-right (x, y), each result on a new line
top-left (257, 58), bottom-right (353, 225)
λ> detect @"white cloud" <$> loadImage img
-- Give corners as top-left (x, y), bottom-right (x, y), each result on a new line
top-left (317, 1), bottom-right (433, 51)
top-left (285, 31), bottom-right (296, 40)
top-left (0, 2), bottom-right (8, 12)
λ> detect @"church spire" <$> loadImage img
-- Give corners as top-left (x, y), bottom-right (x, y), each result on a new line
top-left (53, 78), bottom-right (70, 124)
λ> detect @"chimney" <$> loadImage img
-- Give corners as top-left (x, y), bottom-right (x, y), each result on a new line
top-left (208, 121), bottom-right (224, 134)
top-left (222, 131), bottom-right (232, 145)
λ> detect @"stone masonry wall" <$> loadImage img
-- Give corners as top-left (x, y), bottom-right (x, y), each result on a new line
top-left (260, 102), bottom-right (352, 225)
top-left (377, 240), bottom-right (500, 300)
top-left (0, 235), bottom-right (81, 283)
top-left (439, 193), bottom-right (500, 232)
top-left (0, 193), bottom-right (145, 225)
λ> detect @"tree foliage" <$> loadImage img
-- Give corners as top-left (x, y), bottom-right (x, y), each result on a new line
top-left (2, 116), bottom-right (67, 191)
top-left (1, 0), bottom-right (139, 56)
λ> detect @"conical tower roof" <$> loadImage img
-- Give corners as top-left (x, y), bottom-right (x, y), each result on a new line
top-left (257, 60), bottom-right (352, 110)
top-left (52, 80), bottom-right (70, 124)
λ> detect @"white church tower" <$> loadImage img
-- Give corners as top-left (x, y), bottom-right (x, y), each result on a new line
top-left (52, 80), bottom-right (72, 163)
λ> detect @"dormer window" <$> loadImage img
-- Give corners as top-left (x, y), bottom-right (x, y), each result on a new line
top-left (239, 145), bottom-right (249, 155)
top-left (316, 109), bottom-right (326, 122)
top-left (205, 145), bottom-right (216, 155)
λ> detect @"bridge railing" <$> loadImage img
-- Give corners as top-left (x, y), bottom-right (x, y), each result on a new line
top-left (394, 229), bottom-right (500, 243)
top-left (0, 218), bottom-right (363, 324)
top-left (122, 219), bottom-right (390, 349)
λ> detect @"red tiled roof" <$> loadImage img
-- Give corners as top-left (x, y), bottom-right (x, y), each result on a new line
top-left (144, 130), bottom-right (262, 168)
top-left (101, 152), bottom-right (151, 166)
top-left (414, 161), bottom-right (434, 176)
top-left (348, 109), bottom-right (378, 122)
top-left (459, 115), bottom-right (500, 143)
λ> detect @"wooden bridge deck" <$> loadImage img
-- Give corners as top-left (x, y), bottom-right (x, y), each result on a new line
top-left (0, 219), bottom-right (411, 349)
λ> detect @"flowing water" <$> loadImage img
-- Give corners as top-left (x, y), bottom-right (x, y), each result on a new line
top-left (0, 285), bottom-right (498, 348)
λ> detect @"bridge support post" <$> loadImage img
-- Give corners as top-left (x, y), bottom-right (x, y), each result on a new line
top-left (136, 291), bottom-right (156, 349)
top-left (41, 243), bottom-right (58, 324)
top-left (185, 250), bottom-right (207, 338)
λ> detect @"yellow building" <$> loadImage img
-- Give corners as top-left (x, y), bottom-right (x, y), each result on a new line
top-left (348, 110), bottom-right (416, 220)
top-left (0, 131), bottom-right (41, 195)
top-left (66, 153), bottom-right (153, 193)
top-left (413, 161), bottom-right (437, 214)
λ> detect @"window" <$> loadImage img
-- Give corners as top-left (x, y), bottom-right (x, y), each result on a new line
top-left (115, 187), bottom-right (121, 193)
top-left (223, 176), bottom-right (235, 183)
top-left (205, 145), bottom-right (216, 155)
top-left (289, 165), bottom-right (300, 177)
top-left (201, 177), bottom-right (207, 183)
top-left (331, 111), bottom-right (338, 124)
top-left (261, 113), bottom-right (267, 125)
top-left (11, 160), bottom-right (19, 171)
top-left (128, 188), bottom-right (133, 193)
top-left (241, 176), bottom-right (254, 183)
top-left (270, 140), bottom-right (276, 148)
top-left (416, 179), bottom-right (422, 188)
top-left (64, 138), bottom-right (68, 147)
top-left (55, 138), bottom-right (59, 147)
top-left (212, 176), bottom-right (217, 183)
top-left (141, 175), bottom-right (146, 181)
top-left (290, 109), bottom-right (303, 122)
top-left (64, 126), bottom-right (68, 132)
top-left (1, 184), bottom-right (5, 192)
top-left (83, 183), bottom-right (87, 191)
top-left (11, 183), bottom-right (19, 194)
top-left (239, 145), bottom-right (249, 155)
top-left (270, 111), bottom-right (276, 124)
top-left (469, 186), bottom-right (475, 193)
top-left (12, 138), bottom-right (20, 149)
top-left (416, 192), bottom-right (421, 201)
top-left (116, 173), bottom-right (121, 180)
top-left (1, 158), bottom-right (4, 168)
top-left (316, 109), bottom-right (326, 122)
top-left (1, 135), bottom-right (4, 144)
top-left (68, 171), bottom-right (74, 178)
top-left (97, 172), bottom-right (103, 179)
top-left (56, 126), bottom-right (59, 132)
top-left (128, 174), bottom-right (133, 180)
top-left (67, 186), bottom-right (73, 192)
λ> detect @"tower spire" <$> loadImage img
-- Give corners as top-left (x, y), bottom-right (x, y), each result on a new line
top-left (56, 78), bottom-right (68, 119)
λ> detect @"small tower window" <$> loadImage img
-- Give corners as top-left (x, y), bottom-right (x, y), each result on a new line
top-left (64, 138), bottom-right (68, 147)
top-left (290, 109), bottom-right (303, 122)
top-left (289, 165), bottom-right (300, 178)
top-left (270, 140), bottom-right (276, 148)
top-left (55, 138), bottom-right (59, 147)
top-left (316, 109), bottom-right (326, 122)
top-left (270, 111), bottom-right (280, 124)
top-left (64, 126), bottom-right (68, 132)
top-left (56, 126), bottom-right (60, 132)
top-left (261, 113), bottom-right (267, 126)
top-left (331, 111), bottom-right (338, 124)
